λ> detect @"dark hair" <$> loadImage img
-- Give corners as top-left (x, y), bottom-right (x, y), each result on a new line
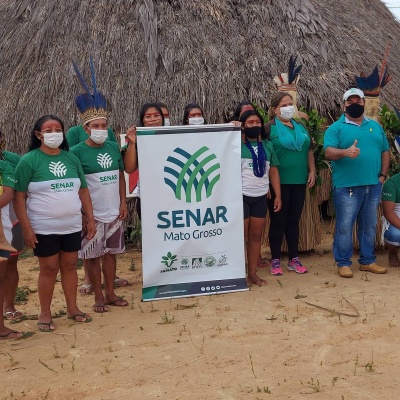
top-left (182, 103), bottom-right (206, 125)
top-left (139, 103), bottom-right (165, 127)
top-left (232, 100), bottom-right (254, 121)
top-left (29, 115), bottom-right (69, 151)
top-left (239, 110), bottom-right (267, 139)
top-left (268, 92), bottom-right (293, 120)
top-left (156, 102), bottom-right (169, 111)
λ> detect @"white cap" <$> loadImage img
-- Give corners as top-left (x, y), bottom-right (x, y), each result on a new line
top-left (343, 88), bottom-right (365, 101)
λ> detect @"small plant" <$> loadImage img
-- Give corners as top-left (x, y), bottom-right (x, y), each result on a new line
top-left (76, 259), bottom-right (83, 270)
top-left (129, 258), bottom-right (136, 271)
top-left (159, 311), bottom-right (174, 324)
top-left (332, 376), bottom-right (338, 386)
top-left (53, 343), bottom-right (60, 359)
top-left (14, 286), bottom-right (36, 304)
top-left (354, 354), bottom-right (359, 375)
top-left (295, 289), bottom-right (307, 299)
top-left (249, 353), bottom-right (257, 378)
top-left (19, 247), bottom-right (34, 259)
top-left (257, 386), bottom-right (271, 394)
top-left (7, 352), bottom-right (18, 368)
top-left (300, 377), bottom-right (321, 393)
top-left (361, 273), bottom-right (370, 282)
top-left (39, 359), bottom-right (57, 373)
top-left (364, 351), bottom-right (374, 372)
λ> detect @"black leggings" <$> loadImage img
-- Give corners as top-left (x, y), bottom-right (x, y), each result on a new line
top-left (267, 184), bottom-right (306, 260)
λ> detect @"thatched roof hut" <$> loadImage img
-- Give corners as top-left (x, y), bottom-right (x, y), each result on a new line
top-left (1, 0), bottom-right (400, 154)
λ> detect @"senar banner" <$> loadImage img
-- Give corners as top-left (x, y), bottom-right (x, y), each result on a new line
top-left (137, 124), bottom-right (248, 301)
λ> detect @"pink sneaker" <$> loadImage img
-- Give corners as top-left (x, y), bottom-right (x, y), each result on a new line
top-left (287, 257), bottom-right (308, 274)
top-left (270, 259), bottom-right (283, 275)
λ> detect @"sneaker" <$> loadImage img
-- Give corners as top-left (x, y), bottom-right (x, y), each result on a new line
top-left (287, 257), bottom-right (308, 274)
top-left (270, 259), bottom-right (283, 275)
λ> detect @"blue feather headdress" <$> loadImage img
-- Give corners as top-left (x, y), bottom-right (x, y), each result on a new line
top-left (273, 55), bottom-right (302, 91)
top-left (72, 56), bottom-right (107, 124)
top-left (355, 46), bottom-right (391, 97)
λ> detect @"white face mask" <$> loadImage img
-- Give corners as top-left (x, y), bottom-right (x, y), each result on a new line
top-left (164, 118), bottom-right (171, 127)
top-left (43, 132), bottom-right (64, 149)
top-left (188, 117), bottom-right (204, 126)
top-left (90, 129), bottom-right (108, 144)
top-left (279, 105), bottom-right (295, 120)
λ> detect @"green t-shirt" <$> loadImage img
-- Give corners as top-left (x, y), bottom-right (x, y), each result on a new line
top-left (241, 139), bottom-right (279, 197)
top-left (70, 141), bottom-right (123, 223)
top-left (269, 121), bottom-right (310, 184)
top-left (15, 149), bottom-right (87, 235)
top-left (66, 125), bottom-right (117, 147)
top-left (382, 173), bottom-right (400, 203)
top-left (0, 160), bottom-right (16, 189)
top-left (323, 115), bottom-right (389, 188)
top-left (3, 151), bottom-right (21, 170)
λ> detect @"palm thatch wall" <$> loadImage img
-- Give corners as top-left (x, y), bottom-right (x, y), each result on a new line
top-left (0, 0), bottom-right (400, 154)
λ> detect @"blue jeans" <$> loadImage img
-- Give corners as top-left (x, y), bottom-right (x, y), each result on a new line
top-left (384, 224), bottom-right (400, 246)
top-left (333, 184), bottom-right (382, 267)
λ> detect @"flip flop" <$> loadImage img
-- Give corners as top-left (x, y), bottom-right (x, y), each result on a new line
top-left (0, 330), bottom-right (22, 339)
top-left (78, 283), bottom-right (93, 294)
top-left (105, 298), bottom-right (129, 307)
top-left (68, 313), bottom-right (92, 323)
top-left (4, 310), bottom-right (23, 320)
top-left (249, 278), bottom-right (268, 287)
top-left (93, 304), bottom-right (109, 313)
top-left (37, 321), bottom-right (55, 332)
top-left (114, 278), bottom-right (132, 288)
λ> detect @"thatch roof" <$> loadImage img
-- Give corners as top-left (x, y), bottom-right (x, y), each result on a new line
top-left (1, 0), bottom-right (400, 154)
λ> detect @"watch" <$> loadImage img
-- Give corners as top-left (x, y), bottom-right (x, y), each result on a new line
top-left (378, 173), bottom-right (387, 179)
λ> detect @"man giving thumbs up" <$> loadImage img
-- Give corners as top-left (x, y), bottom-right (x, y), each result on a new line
top-left (323, 88), bottom-right (390, 278)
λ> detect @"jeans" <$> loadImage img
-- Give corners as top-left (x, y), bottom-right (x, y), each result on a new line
top-left (384, 224), bottom-right (400, 246)
top-left (333, 184), bottom-right (382, 267)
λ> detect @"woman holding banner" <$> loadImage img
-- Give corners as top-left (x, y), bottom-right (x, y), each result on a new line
top-left (240, 110), bottom-right (281, 286)
top-left (182, 103), bottom-right (206, 125)
top-left (123, 103), bottom-right (165, 220)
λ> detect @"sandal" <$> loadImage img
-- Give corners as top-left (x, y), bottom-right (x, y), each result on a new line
top-left (0, 330), bottom-right (22, 339)
top-left (68, 313), bottom-right (92, 323)
top-left (249, 277), bottom-right (268, 287)
top-left (4, 310), bottom-right (23, 320)
top-left (114, 277), bottom-right (132, 288)
top-left (37, 320), bottom-right (55, 332)
top-left (93, 304), bottom-right (109, 313)
top-left (78, 284), bottom-right (93, 295)
top-left (105, 298), bottom-right (129, 307)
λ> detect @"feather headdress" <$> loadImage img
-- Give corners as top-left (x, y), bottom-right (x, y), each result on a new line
top-left (273, 55), bottom-right (302, 91)
top-left (355, 46), bottom-right (391, 97)
top-left (72, 56), bottom-right (107, 124)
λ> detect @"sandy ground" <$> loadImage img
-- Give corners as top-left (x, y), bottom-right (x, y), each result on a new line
top-left (1, 228), bottom-right (400, 400)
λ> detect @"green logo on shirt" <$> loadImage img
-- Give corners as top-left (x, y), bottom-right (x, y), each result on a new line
top-left (164, 146), bottom-right (221, 203)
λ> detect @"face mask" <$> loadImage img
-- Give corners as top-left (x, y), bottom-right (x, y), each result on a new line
top-left (345, 103), bottom-right (364, 119)
top-left (188, 117), bottom-right (204, 125)
top-left (244, 126), bottom-right (261, 139)
top-left (164, 118), bottom-right (171, 127)
top-left (279, 105), bottom-right (295, 120)
top-left (90, 129), bottom-right (108, 144)
top-left (43, 132), bottom-right (64, 149)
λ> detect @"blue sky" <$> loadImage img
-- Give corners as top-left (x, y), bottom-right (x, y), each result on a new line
top-left (384, 0), bottom-right (400, 20)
